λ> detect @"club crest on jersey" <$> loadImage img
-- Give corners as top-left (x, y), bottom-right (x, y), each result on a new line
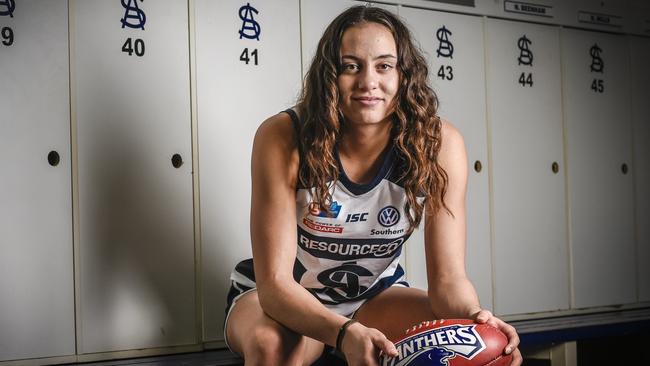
top-left (309, 201), bottom-right (342, 218)
top-left (382, 324), bottom-right (486, 366)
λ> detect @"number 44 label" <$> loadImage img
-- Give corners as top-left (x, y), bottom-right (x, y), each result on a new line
top-left (518, 72), bottom-right (533, 87)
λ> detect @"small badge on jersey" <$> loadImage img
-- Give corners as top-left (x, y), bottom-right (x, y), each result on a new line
top-left (303, 218), bottom-right (343, 234)
top-left (378, 206), bottom-right (400, 227)
top-left (309, 201), bottom-right (342, 218)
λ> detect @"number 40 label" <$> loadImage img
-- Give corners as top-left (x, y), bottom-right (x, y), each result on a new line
top-left (122, 37), bottom-right (145, 57)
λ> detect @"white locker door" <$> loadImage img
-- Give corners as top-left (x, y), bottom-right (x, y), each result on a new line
top-left (195, 0), bottom-right (302, 342)
top-left (0, 1), bottom-right (75, 361)
top-left (562, 28), bottom-right (636, 308)
top-left (398, 8), bottom-right (493, 311)
top-left (630, 36), bottom-right (650, 302)
top-left (74, 0), bottom-right (196, 352)
top-left (486, 19), bottom-right (569, 315)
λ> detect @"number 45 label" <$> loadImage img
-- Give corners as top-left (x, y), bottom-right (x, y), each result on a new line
top-left (591, 78), bottom-right (604, 93)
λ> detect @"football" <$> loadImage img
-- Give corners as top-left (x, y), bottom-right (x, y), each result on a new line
top-left (379, 319), bottom-right (512, 366)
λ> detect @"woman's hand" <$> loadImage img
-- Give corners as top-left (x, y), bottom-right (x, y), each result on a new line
top-left (340, 322), bottom-right (399, 366)
top-left (473, 309), bottom-right (523, 366)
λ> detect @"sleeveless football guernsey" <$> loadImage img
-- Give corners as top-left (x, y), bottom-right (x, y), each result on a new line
top-left (226, 109), bottom-right (418, 317)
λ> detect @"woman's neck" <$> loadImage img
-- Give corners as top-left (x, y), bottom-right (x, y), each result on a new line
top-left (338, 119), bottom-right (392, 159)
top-left (337, 120), bottom-right (392, 184)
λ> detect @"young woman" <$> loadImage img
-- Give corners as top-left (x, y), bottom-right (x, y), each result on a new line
top-left (224, 5), bottom-right (522, 366)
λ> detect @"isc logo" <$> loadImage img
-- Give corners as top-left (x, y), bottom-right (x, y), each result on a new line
top-left (345, 213), bottom-right (368, 222)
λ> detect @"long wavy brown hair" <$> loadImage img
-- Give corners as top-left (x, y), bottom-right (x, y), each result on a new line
top-left (296, 5), bottom-right (449, 231)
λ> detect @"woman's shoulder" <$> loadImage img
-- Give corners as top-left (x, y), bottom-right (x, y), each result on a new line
top-left (437, 117), bottom-right (467, 166)
top-left (252, 110), bottom-right (301, 182)
top-left (439, 117), bottom-right (463, 146)
top-left (254, 110), bottom-right (299, 152)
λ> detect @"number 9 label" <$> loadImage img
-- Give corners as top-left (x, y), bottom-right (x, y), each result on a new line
top-left (1, 26), bottom-right (13, 46)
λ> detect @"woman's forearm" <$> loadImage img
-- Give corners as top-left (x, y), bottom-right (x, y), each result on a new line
top-left (428, 277), bottom-right (482, 319)
top-left (257, 279), bottom-right (348, 347)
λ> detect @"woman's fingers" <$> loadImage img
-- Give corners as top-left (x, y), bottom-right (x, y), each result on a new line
top-left (472, 309), bottom-right (520, 356)
top-left (473, 309), bottom-right (493, 323)
top-left (509, 347), bottom-right (523, 366)
top-left (343, 324), bottom-right (397, 366)
top-left (371, 329), bottom-right (398, 358)
top-left (488, 316), bottom-right (519, 354)
top-left (501, 323), bottom-right (520, 354)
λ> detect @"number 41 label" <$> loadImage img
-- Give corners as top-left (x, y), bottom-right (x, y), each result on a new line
top-left (240, 47), bottom-right (258, 65)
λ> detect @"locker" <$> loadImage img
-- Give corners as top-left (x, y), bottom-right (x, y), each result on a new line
top-left (630, 36), bottom-right (650, 302)
top-left (0, 0), bottom-right (75, 361)
top-left (398, 7), bottom-right (493, 311)
top-left (486, 19), bottom-right (569, 315)
top-left (562, 28), bottom-right (636, 308)
top-left (74, 0), bottom-right (196, 352)
top-left (195, 0), bottom-right (302, 342)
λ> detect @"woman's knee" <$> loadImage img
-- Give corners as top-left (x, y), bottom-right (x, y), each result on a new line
top-left (242, 323), bottom-right (306, 366)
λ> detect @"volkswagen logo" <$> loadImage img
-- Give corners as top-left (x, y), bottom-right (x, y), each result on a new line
top-left (378, 206), bottom-right (400, 227)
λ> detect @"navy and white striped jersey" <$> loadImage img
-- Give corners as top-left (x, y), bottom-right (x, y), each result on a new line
top-left (227, 110), bottom-right (419, 316)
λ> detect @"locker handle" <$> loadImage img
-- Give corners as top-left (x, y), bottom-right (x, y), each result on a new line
top-left (171, 153), bottom-right (183, 168)
top-left (474, 160), bottom-right (482, 173)
top-left (621, 163), bottom-right (628, 175)
top-left (48, 151), bottom-right (60, 167)
top-left (551, 162), bottom-right (559, 174)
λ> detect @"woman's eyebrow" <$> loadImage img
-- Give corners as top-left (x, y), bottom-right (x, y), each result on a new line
top-left (340, 54), bottom-right (397, 61)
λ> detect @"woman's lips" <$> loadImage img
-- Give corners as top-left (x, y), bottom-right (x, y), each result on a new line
top-left (353, 96), bottom-right (382, 106)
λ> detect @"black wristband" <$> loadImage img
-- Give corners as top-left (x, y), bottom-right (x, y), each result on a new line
top-left (336, 319), bottom-right (358, 352)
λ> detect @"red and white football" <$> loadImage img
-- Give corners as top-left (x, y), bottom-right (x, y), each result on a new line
top-left (379, 319), bottom-right (512, 366)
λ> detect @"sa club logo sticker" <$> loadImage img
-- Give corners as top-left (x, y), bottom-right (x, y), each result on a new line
top-left (378, 206), bottom-right (400, 227)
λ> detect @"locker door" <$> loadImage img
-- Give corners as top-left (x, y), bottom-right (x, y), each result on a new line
top-left (195, 0), bottom-right (302, 342)
top-left (0, 0), bottom-right (75, 361)
top-left (562, 28), bottom-right (636, 308)
top-left (74, 0), bottom-right (196, 353)
top-left (630, 36), bottom-right (650, 302)
top-left (486, 19), bottom-right (569, 315)
top-left (398, 7), bottom-right (493, 311)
